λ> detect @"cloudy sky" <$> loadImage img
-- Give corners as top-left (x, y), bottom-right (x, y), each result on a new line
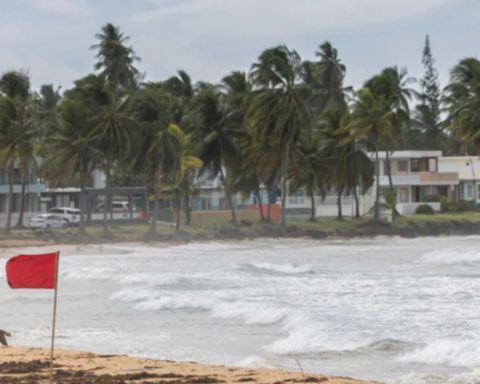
top-left (0, 0), bottom-right (478, 91)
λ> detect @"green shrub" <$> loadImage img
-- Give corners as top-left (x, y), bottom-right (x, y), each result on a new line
top-left (422, 195), bottom-right (440, 202)
top-left (415, 204), bottom-right (435, 215)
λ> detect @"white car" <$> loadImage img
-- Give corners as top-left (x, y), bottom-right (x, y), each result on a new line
top-left (48, 207), bottom-right (81, 226)
top-left (95, 201), bottom-right (130, 212)
top-left (29, 214), bottom-right (68, 230)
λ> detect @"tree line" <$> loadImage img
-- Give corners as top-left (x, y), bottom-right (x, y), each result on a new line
top-left (0, 24), bottom-right (477, 235)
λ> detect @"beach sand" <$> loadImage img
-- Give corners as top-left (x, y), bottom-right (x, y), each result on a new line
top-left (0, 347), bottom-right (378, 384)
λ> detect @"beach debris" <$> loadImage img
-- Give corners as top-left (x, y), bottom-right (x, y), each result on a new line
top-left (0, 330), bottom-right (11, 347)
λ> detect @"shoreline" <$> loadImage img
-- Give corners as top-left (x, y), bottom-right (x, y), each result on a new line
top-left (1, 216), bottom-right (480, 249)
top-left (0, 346), bottom-right (378, 384)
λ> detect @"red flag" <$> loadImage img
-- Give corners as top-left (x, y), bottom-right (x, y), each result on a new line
top-left (5, 253), bottom-right (58, 289)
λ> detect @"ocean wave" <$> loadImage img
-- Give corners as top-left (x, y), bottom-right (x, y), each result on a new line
top-left (110, 288), bottom-right (159, 302)
top-left (210, 301), bottom-right (288, 325)
top-left (61, 267), bottom-right (119, 281)
top-left (390, 368), bottom-right (480, 384)
top-left (417, 248), bottom-right (480, 265)
top-left (134, 295), bottom-right (216, 311)
top-left (242, 262), bottom-right (314, 275)
top-left (398, 338), bottom-right (480, 367)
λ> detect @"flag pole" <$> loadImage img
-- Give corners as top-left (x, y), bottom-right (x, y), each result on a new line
top-left (49, 251), bottom-right (60, 381)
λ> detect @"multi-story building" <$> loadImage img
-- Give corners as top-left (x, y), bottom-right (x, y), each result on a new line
top-left (439, 156), bottom-right (480, 206)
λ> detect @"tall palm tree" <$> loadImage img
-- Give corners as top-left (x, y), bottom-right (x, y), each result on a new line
top-left (364, 67), bottom-right (415, 219)
top-left (347, 88), bottom-right (393, 221)
top-left (444, 58), bottom-right (480, 153)
top-left (131, 88), bottom-right (184, 235)
top-left (192, 87), bottom-right (239, 223)
top-left (0, 70), bottom-right (35, 229)
top-left (91, 94), bottom-right (133, 236)
top-left (41, 99), bottom-right (97, 234)
top-left (91, 23), bottom-right (140, 92)
top-left (249, 45), bottom-right (311, 227)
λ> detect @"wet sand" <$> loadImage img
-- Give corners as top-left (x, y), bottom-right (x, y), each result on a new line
top-left (0, 347), bottom-right (378, 384)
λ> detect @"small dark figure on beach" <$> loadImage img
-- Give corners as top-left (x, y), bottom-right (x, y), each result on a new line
top-left (0, 330), bottom-right (11, 347)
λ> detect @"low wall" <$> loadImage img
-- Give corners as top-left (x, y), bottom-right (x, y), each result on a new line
top-left (191, 209), bottom-right (259, 226)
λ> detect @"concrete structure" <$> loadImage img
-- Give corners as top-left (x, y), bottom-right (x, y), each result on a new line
top-left (0, 166), bottom-right (45, 213)
top-left (439, 156), bottom-right (480, 206)
top-left (375, 151), bottom-right (458, 215)
top-left (285, 151), bottom-right (459, 218)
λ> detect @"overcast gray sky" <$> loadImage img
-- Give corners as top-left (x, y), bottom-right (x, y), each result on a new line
top-left (0, 0), bottom-right (478, 92)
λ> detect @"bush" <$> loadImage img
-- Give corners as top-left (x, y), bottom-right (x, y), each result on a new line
top-left (415, 204), bottom-right (435, 215)
top-left (422, 195), bottom-right (440, 203)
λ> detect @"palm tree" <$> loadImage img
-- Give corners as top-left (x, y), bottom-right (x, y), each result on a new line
top-left (131, 88), bottom-right (185, 235)
top-left (249, 45), bottom-right (311, 227)
top-left (444, 58), bottom-right (480, 153)
top-left (364, 67), bottom-right (415, 219)
top-left (192, 87), bottom-right (239, 223)
top-left (290, 133), bottom-right (330, 221)
top-left (0, 70), bottom-right (35, 230)
top-left (347, 88), bottom-right (393, 221)
top-left (41, 99), bottom-right (97, 234)
top-left (91, 23), bottom-right (140, 92)
top-left (91, 94), bottom-right (133, 236)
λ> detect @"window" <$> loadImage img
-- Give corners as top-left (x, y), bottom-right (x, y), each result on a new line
top-left (428, 158), bottom-right (437, 172)
top-left (467, 184), bottom-right (474, 199)
top-left (397, 160), bottom-right (408, 173)
top-left (383, 160), bottom-right (389, 176)
top-left (398, 187), bottom-right (409, 203)
top-left (410, 159), bottom-right (419, 172)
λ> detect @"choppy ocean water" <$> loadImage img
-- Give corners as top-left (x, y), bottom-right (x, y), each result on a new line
top-left (2, 236), bottom-right (480, 383)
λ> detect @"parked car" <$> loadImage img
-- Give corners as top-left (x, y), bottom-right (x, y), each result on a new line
top-left (29, 214), bottom-right (67, 230)
top-left (95, 201), bottom-right (130, 212)
top-left (48, 207), bottom-right (81, 226)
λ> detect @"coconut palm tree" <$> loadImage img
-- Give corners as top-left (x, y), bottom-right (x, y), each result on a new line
top-left (444, 58), bottom-right (480, 153)
top-left (347, 88), bottom-right (393, 221)
top-left (131, 87), bottom-right (185, 235)
top-left (41, 99), bottom-right (97, 234)
top-left (91, 23), bottom-right (140, 93)
top-left (192, 87), bottom-right (239, 224)
top-left (364, 67), bottom-right (415, 219)
top-left (0, 70), bottom-right (36, 229)
top-left (249, 45), bottom-right (311, 227)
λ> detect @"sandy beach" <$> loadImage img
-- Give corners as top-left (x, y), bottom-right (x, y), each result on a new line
top-left (0, 347), bottom-right (377, 384)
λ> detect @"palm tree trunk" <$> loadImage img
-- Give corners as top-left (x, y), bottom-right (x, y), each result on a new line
top-left (336, 187), bottom-right (344, 220)
top-left (184, 194), bottom-right (192, 225)
top-left (219, 167), bottom-right (237, 224)
top-left (5, 162), bottom-right (14, 234)
top-left (309, 189), bottom-right (316, 221)
top-left (254, 181), bottom-right (265, 221)
top-left (175, 190), bottom-right (181, 231)
top-left (102, 160), bottom-right (112, 237)
top-left (15, 171), bottom-right (27, 228)
top-left (354, 186), bottom-right (360, 218)
top-left (149, 168), bottom-right (161, 236)
top-left (281, 142), bottom-right (291, 228)
top-left (374, 136), bottom-right (381, 221)
top-left (385, 151), bottom-right (398, 220)
top-left (79, 164), bottom-right (86, 235)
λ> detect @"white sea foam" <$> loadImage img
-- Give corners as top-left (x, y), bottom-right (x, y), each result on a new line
top-left (399, 338), bottom-right (480, 367)
top-left (390, 368), bottom-right (480, 384)
top-left (61, 267), bottom-right (119, 281)
top-left (417, 248), bottom-right (480, 265)
top-left (245, 262), bottom-right (314, 274)
top-left (110, 288), bottom-right (159, 302)
top-left (134, 295), bottom-right (216, 311)
top-left (235, 355), bottom-right (271, 368)
top-left (210, 301), bottom-right (288, 325)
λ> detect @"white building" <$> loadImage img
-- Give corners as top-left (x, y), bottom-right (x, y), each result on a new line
top-left (286, 150), bottom-right (460, 217)
top-left (439, 156), bottom-right (480, 205)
